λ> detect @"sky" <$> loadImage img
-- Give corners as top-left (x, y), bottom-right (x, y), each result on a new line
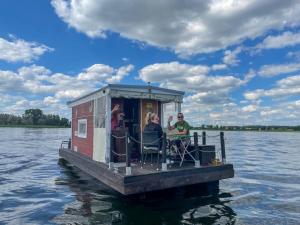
top-left (0, 0), bottom-right (300, 126)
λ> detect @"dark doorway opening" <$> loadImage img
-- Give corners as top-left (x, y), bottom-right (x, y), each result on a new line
top-left (111, 98), bottom-right (140, 161)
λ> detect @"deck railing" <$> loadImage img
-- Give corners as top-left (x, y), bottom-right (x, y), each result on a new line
top-left (60, 138), bottom-right (71, 150)
top-left (110, 131), bottom-right (227, 175)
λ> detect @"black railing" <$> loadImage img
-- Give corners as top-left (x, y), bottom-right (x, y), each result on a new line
top-left (110, 131), bottom-right (227, 175)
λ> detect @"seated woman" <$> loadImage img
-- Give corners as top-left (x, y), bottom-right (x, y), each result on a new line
top-left (144, 112), bottom-right (163, 148)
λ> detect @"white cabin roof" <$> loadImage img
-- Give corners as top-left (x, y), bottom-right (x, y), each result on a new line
top-left (67, 84), bottom-right (184, 107)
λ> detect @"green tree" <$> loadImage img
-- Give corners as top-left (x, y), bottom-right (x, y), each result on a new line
top-left (23, 109), bottom-right (43, 125)
top-left (60, 117), bottom-right (70, 127)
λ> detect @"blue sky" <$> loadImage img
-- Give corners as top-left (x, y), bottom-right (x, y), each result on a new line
top-left (1, 0), bottom-right (300, 126)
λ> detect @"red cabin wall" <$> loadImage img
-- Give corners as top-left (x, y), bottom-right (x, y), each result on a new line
top-left (71, 101), bottom-right (94, 158)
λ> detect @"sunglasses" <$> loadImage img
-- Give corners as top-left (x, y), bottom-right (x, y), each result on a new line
top-left (177, 116), bottom-right (183, 119)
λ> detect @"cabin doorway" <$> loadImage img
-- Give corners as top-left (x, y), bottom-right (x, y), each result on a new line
top-left (111, 98), bottom-right (140, 161)
top-left (111, 98), bottom-right (162, 162)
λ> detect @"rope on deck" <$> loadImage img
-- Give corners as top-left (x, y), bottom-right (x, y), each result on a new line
top-left (129, 136), bottom-right (163, 145)
top-left (111, 135), bottom-right (127, 139)
top-left (111, 150), bottom-right (127, 156)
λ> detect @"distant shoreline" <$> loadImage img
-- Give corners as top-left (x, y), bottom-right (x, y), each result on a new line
top-left (0, 125), bottom-right (70, 128)
top-left (1, 125), bottom-right (298, 132)
top-left (192, 128), bottom-right (300, 132)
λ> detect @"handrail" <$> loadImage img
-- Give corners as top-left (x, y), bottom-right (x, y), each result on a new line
top-left (60, 139), bottom-right (71, 149)
top-left (109, 131), bottom-right (227, 173)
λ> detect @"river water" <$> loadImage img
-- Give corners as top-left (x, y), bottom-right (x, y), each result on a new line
top-left (0, 128), bottom-right (299, 225)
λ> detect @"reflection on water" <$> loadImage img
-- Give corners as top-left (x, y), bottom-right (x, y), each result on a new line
top-left (0, 128), bottom-right (300, 224)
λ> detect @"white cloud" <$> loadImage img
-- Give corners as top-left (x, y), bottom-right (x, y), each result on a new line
top-left (18, 65), bottom-right (51, 79)
top-left (1, 96), bottom-right (69, 117)
top-left (211, 64), bottom-right (227, 71)
top-left (0, 36), bottom-right (53, 63)
top-left (258, 62), bottom-right (300, 77)
top-left (139, 61), bottom-right (242, 94)
top-left (209, 112), bottom-right (221, 119)
top-left (182, 94), bottom-right (300, 126)
top-left (243, 69), bottom-right (256, 84)
top-left (77, 64), bottom-right (134, 83)
top-left (78, 64), bottom-right (114, 81)
top-left (260, 109), bottom-right (280, 116)
top-left (0, 63), bottom-right (133, 117)
top-left (242, 104), bottom-right (258, 113)
top-left (244, 74), bottom-right (300, 100)
top-left (256, 31), bottom-right (300, 50)
top-left (43, 96), bottom-right (59, 105)
top-left (54, 89), bottom-right (88, 99)
top-left (106, 64), bottom-right (134, 83)
top-left (0, 63), bottom-right (133, 100)
top-left (277, 74), bottom-right (300, 87)
top-left (287, 51), bottom-right (300, 60)
top-left (0, 95), bottom-right (26, 114)
top-left (287, 100), bottom-right (300, 110)
top-left (223, 47), bottom-right (242, 66)
top-left (51, 0), bottom-right (300, 56)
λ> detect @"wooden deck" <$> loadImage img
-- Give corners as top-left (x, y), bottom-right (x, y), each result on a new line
top-left (59, 148), bottom-right (234, 195)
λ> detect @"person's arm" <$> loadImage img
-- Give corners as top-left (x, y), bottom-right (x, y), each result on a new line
top-left (176, 129), bottom-right (187, 135)
top-left (167, 116), bottom-right (175, 130)
top-left (111, 104), bottom-right (120, 114)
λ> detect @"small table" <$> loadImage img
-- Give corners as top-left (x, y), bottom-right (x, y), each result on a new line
top-left (167, 134), bottom-right (196, 166)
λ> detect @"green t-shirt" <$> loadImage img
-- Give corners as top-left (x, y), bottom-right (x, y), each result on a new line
top-left (174, 120), bottom-right (190, 135)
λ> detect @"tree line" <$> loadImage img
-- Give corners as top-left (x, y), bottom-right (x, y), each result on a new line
top-left (193, 124), bottom-right (300, 131)
top-left (0, 109), bottom-right (70, 127)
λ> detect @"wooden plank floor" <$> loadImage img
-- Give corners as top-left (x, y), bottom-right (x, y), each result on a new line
top-left (59, 148), bottom-right (234, 195)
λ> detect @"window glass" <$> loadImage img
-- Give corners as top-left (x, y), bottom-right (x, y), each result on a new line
top-left (95, 97), bottom-right (106, 128)
top-left (78, 119), bottom-right (87, 138)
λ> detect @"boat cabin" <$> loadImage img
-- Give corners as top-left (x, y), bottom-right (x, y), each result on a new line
top-left (67, 84), bottom-right (184, 163)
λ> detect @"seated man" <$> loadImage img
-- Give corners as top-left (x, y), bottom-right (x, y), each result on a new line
top-left (167, 112), bottom-right (190, 153)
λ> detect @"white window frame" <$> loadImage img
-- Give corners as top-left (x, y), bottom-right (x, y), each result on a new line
top-left (78, 119), bottom-right (87, 138)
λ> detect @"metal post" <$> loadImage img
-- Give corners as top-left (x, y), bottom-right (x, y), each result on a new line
top-left (68, 138), bottom-right (71, 149)
top-left (125, 132), bottom-right (132, 175)
top-left (220, 132), bottom-right (226, 163)
top-left (202, 131), bottom-right (206, 145)
top-left (109, 135), bottom-right (114, 170)
top-left (194, 132), bottom-right (200, 168)
top-left (161, 133), bottom-right (167, 171)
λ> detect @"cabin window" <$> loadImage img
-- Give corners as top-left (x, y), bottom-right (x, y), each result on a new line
top-left (78, 119), bottom-right (87, 138)
top-left (94, 97), bottom-right (106, 128)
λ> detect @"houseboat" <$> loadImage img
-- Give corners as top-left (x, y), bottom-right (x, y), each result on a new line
top-left (59, 84), bottom-right (234, 195)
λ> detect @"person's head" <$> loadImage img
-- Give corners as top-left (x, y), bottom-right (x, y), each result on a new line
top-left (177, 112), bottom-right (184, 122)
top-left (145, 112), bottom-right (159, 125)
top-left (151, 114), bottom-right (160, 124)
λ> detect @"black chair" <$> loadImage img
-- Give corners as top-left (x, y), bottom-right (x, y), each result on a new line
top-left (142, 131), bottom-right (162, 168)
